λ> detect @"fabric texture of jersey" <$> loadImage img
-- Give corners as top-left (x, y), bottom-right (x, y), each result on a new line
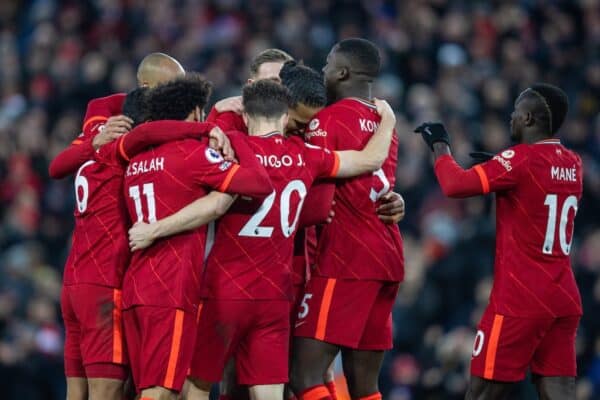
top-left (63, 140), bottom-right (129, 288)
top-left (123, 139), bottom-right (240, 312)
top-left (435, 140), bottom-right (583, 318)
top-left (304, 98), bottom-right (404, 281)
top-left (201, 134), bottom-right (338, 301)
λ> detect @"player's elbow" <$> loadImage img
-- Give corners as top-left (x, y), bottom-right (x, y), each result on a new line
top-left (439, 181), bottom-right (472, 198)
top-left (254, 175), bottom-right (274, 198)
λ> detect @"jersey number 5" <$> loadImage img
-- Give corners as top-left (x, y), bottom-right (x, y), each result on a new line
top-left (239, 180), bottom-right (307, 238)
top-left (542, 194), bottom-right (578, 255)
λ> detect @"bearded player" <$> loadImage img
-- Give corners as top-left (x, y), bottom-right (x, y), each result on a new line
top-left (290, 38), bottom-right (404, 400)
top-left (415, 83), bottom-right (582, 400)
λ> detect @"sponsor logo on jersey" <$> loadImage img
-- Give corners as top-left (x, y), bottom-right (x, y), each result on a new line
top-left (305, 129), bottom-right (327, 140)
top-left (501, 149), bottom-right (515, 159)
top-left (359, 118), bottom-right (380, 133)
top-left (309, 119), bottom-right (320, 131)
top-left (205, 148), bottom-right (224, 163)
top-left (493, 155), bottom-right (512, 171)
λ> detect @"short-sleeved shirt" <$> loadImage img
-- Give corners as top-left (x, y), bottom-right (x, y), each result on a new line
top-left (304, 97), bottom-right (404, 282)
top-left (122, 139), bottom-right (241, 312)
top-left (201, 133), bottom-right (339, 300)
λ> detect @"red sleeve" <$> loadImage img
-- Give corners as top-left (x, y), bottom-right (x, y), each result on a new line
top-left (206, 107), bottom-right (247, 133)
top-left (298, 182), bottom-right (336, 227)
top-left (434, 146), bottom-right (528, 197)
top-left (48, 138), bottom-right (95, 179)
top-left (222, 132), bottom-right (273, 199)
top-left (117, 120), bottom-right (216, 162)
top-left (81, 93), bottom-right (126, 138)
top-left (303, 143), bottom-right (340, 178)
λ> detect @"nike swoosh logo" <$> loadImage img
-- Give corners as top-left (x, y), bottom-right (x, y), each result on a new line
top-left (424, 127), bottom-right (433, 136)
top-left (294, 321), bottom-right (307, 329)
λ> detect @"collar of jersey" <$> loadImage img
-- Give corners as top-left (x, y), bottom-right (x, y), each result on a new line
top-left (348, 97), bottom-right (377, 110)
top-left (535, 138), bottom-right (561, 145)
top-left (256, 131), bottom-right (283, 138)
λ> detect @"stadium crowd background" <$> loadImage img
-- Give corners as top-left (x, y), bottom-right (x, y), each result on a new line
top-left (0, 0), bottom-right (599, 399)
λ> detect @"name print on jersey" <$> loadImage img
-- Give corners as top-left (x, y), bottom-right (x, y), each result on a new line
top-left (126, 157), bottom-right (165, 177)
top-left (551, 165), bottom-right (577, 182)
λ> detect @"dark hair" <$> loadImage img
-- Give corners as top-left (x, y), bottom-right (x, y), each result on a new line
top-left (335, 38), bottom-right (381, 79)
top-left (145, 73), bottom-right (212, 121)
top-left (249, 48), bottom-right (294, 77)
top-left (122, 87), bottom-right (149, 127)
top-left (528, 83), bottom-right (569, 134)
top-left (242, 80), bottom-right (290, 119)
top-left (280, 61), bottom-right (326, 108)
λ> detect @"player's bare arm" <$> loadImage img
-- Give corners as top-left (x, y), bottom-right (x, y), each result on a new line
top-left (214, 95), bottom-right (243, 114)
top-left (333, 98), bottom-right (396, 177)
top-left (128, 192), bottom-right (236, 251)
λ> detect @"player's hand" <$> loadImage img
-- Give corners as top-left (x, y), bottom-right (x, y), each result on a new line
top-left (92, 115), bottom-right (132, 150)
top-left (376, 191), bottom-right (405, 224)
top-left (208, 126), bottom-right (235, 161)
top-left (128, 222), bottom-right (157, 252)
top-left (414, 122), bottom-right (450, 151)
top-left (373, 98), bottom-right (396, 126)
top-left (214, 96), bottom-right (244, 114)
top-left (469, 151), bottom-right (494, 165)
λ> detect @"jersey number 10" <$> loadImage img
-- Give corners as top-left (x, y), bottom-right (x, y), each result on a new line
top-left (542, 194), bottom-right (578, 256)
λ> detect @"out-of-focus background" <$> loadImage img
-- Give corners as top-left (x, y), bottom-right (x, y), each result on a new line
top-left (0, 0), bottom-right (599, 399)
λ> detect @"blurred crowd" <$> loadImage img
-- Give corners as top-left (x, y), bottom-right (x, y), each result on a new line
top-left (0, 0), bottom-right (599, 399)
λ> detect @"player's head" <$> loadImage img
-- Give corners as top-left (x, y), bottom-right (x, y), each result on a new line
top-left (280, 61), bottom-right (327, 134)
top-left (511, 83), bottom-right (568, 142)
top-left (242, 80), bottom-right (290, 135)
top-left (137, 52), bottom-right (185, 88)
top-left (323, 38), bottom-right (380, 101)
top-left (122, 87), bottom-right (150, 127)
top-left (145, 73), bottom-right (212, 122)
top-left (248, 48), bottom-right (294, 83)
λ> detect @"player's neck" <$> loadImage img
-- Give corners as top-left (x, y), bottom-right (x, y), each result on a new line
top-left (334, 82), bottom-right (372, 103)
top-left (523, 130), bottom-right (552, 144)
top-left (247, 121), bottom-right (284, 137)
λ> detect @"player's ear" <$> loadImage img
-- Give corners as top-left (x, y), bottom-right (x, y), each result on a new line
top-left (280, 112), bottom-right (289, 130)
top-left (338, 66), bottom-right (349, 81)
top-left (524, 111), bottom-right (534, 127)
top-left (242, 112), bottom-right (249, 127)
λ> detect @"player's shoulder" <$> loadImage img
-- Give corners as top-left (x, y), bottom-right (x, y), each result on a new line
top-left (496, 143), bottom-right (531, 162)
top-left (87, 93), bottom-right (126, 108)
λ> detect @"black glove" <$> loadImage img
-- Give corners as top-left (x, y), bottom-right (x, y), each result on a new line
top-left (469, 151), bottom-right (494, 165)
top-left (414, 122), bottom-right (451, 151)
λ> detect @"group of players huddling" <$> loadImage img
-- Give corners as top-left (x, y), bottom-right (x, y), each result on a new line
top-left (51, 37), bottom-right (583, 400)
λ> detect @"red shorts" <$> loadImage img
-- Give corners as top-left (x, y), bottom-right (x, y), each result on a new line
top-left (123, 306), bottom-right (197, 392)
top-left (470, 306), bottom-right (580, 381)
top-left (61, 284), bottom-right (127, 380)
top-left (293, 277), bottom-right (399, 350)
top-left (191, 299), bottom-right (289, 385)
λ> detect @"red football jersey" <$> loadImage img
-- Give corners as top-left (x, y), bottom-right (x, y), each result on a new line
top-left (63, 141), bottom-right (129, 288)
top-left (304, 97), bottom-right (404, 281)
top-left (435, 139), bottom-right (583, 317)
top-left (79, 93), bottom-right (126, 141)
top-left (201, 133), bottom-right (339, 300)
top-left (122, 139), bottom-right (257, 312)
top-left (206, 107), bottom-right (247, 133)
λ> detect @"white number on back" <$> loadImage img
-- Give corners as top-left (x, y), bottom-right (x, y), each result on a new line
top-left (128, 183), bottom-right (157, 223)
top-left (74, 160), bottom-right (96, 213)
top-left (369, 168), bottom-right (391, 202)
top-left (542, 194), bottom-right (578, 255)
top-left (239, 179), bottom-right (307, 238)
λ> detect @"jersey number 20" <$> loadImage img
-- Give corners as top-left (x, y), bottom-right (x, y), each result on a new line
top-left (239, 180), bottom-right (307, 238)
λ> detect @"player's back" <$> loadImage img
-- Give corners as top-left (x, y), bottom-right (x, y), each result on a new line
top-left (203, 134), bottom-right (334, 300)
top-left (123, 139), bottom-right (215, 311)
top-left (63, 142), bottom-right (129, 288)
top-left (492, 139), bottom-right (583, 317)
top-left (305, 98), bottom-right (403, 281)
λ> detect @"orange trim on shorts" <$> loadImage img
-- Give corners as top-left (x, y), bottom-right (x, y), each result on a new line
top-left (82, 116), bottom-right (108, 132)
top-left (359, 393), bottom-right (382, 400)
top-left (484, 314), bottom-right (504, 379)
top-left (315, 279), bottom-right (336, 340)
top-left (329, 152), bottom-right (340, 177)
top-left (218, 164), bottom-right (240, 192)
top-left (300, 385), bottom-right (331, 400)
top-left (473, 165), bottom-right (490, 194)
top-left (112, 289), bottom-right (123, 364)
top-left (118, 137), bottom-right (130, 161)
top-left (164, 309), bottom-right (184, 388)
